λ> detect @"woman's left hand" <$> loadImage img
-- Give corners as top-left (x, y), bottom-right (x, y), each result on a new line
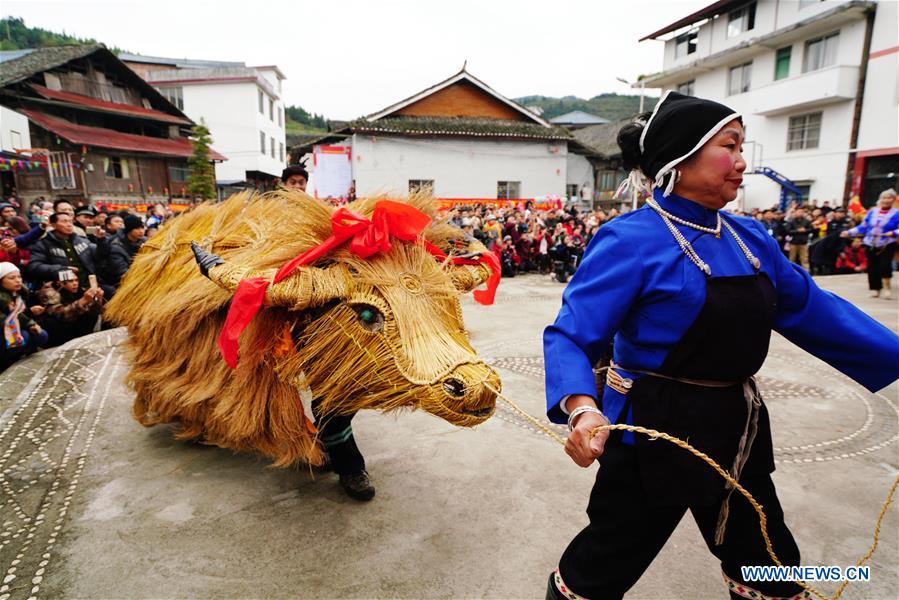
top-left (566, 412), bottom-right (610, 468)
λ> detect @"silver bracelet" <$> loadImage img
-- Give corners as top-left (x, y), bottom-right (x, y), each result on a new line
top-left (567, 406), bottom-right (606, 432)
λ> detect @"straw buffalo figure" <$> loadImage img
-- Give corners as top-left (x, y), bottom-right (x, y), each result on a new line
top-left (105, 191), bottom-right (500, 467)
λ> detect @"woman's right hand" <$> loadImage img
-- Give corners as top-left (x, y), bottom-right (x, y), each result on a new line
top-left (566, 411), bottom-right (610, 468)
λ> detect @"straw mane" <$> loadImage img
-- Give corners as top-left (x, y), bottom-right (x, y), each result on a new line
top-left (105, 190), bottom-right (498, 467)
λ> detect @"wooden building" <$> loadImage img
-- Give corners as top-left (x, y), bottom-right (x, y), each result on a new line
top-left (0, 45), bottom-right (225, 208)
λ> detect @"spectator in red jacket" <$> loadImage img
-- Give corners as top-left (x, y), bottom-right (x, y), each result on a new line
top-left (835, 238), bottom-right (868, 274)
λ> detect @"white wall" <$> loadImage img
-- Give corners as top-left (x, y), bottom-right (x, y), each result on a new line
top-left (180, 80), bottom-right (286, 182)
top-left (0, 106), bottom-right (31, 152)
top-left (857, 0), bottom-right (899, 152)
top-left (566, 153), bottom-right (594, 207)
top-left (665, 0), bottom-right (851, 68)
top-left (349, 136), bottom-right (567, 199)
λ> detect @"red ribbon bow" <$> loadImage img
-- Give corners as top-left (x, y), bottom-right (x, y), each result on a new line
top-left (217, 200), bottom-right (499, 368)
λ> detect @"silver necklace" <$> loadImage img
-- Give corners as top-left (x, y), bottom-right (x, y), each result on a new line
top-left (647, 198), bottom-right (721, 237)
top-left (648, 202), bottom-right (761, 276)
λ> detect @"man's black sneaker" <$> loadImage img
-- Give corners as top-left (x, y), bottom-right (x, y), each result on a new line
top-left (312, 453), bottom-right (332, 473)
top-left (339, 470), bottom-right (375, 501)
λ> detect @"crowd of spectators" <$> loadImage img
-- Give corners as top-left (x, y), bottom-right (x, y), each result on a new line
top-left (446, 197), bottom-right (878, 281)
top-left (1, 196), bottom-right (166, 371)
top-left (2, 190), bottom-right (893, 372)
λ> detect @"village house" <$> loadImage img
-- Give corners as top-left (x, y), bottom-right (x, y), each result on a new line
top-left (0, 45), bottom-right (223, 209)
top-left (292, 67), bottom-right (599, 211)
top-left (119, 53), bottom-right (287, 196)
top-left (638, 0), bottom-right (898, 210)
top-left (549, 110), bottom-right (610, 130)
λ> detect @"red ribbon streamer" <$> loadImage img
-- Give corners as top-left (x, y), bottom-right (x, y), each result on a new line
top-left (424, 242), bottom-right (502, 306)
top-left (217, 201), bottom-right (498, 368)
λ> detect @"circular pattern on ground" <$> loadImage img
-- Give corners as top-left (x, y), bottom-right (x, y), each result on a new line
top-left (488, 354), bottom-right (898, 464)
top-left (0, 330), bottom-right (124, 600)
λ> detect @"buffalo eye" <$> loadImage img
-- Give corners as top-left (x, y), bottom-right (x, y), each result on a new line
top-left (354, 305), bottom-right (384, 333)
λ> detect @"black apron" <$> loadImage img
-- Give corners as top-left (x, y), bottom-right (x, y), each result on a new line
top-left (608, 272), bottom-right (778, 507)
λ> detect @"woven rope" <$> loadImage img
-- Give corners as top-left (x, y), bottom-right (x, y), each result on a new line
top-left (487, 384), bottom-right (898, 600)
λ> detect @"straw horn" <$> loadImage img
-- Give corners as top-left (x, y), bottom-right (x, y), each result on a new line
top-left (190, 241), bottom-right (349, 310)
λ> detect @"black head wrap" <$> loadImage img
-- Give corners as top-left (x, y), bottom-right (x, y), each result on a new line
top-left (281, 158), bottom-right (309, 182)
top-left (621, 91), bottom-right (741, 197)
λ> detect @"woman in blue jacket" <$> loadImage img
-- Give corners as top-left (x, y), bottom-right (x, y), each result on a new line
top-left (543, 92), bottom-right (899, 600)
top-left (841, 188), bottom-right (899, 298)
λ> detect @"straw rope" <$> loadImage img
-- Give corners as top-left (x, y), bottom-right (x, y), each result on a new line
top-left (486, 383), bottom-right (898, 600)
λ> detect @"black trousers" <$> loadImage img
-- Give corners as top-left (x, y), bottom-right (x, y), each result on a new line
top-left (865, 243), bottom-right (895, 290)
top-left (556, 444), bottom-right (803, 600)
top-left (312, 400), bottom-right (365, 475)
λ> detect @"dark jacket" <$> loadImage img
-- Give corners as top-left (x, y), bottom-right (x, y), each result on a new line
top-left (786, 216), bottom-right (812, 245)
top-left (104, 235), bottom-right (144, 285)
top-left (26, 230), bottom-right (108, 285)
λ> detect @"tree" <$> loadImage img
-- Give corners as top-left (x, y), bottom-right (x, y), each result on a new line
top-left (187, 121), bottom-right (216, 200)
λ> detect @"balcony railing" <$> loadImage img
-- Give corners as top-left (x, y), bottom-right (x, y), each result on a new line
top-left (748, 65), bottom-right (858, 116)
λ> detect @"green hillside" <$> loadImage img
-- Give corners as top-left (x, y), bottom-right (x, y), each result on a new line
top-left (0, 16), bottom-right (126, 53)
top-left (514, 93), bottom-right (658, 121)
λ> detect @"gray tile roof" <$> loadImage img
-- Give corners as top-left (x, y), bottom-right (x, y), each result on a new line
top-left (572, 117), bottom-right (634, 158)
top-left (344, 116), bottom-right (571, 140)
top-left (550, 110), bottom-right (610, 125)
top-left (0, 45), bottom-right (103, 87)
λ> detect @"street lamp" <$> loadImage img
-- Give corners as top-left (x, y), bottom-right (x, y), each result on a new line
top-left (616, 76), bottom-right (646, 113)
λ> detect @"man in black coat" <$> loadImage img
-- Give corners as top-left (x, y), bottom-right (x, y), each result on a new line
top-left (786, 206), bottom-right (812, 270)
top-left (27, 212), bottom-right (114, 296)
top-left (104, 215), bottom-right (145, 286)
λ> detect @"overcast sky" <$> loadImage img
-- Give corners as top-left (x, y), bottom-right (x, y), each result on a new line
top-left (3, 0), bottom-right (709, 119)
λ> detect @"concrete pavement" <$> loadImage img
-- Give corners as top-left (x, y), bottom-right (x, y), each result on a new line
top-left (0, 273), bottom-right (896, 599)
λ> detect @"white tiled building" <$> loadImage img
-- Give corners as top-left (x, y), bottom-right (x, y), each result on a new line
top-left (120, 54), bottom-right (287, 189)
top-left (640, 0), bottom-right (898, 210)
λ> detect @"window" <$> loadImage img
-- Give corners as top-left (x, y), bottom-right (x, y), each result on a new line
top-left (566, 184), bottom-right (579, 200)
top-left (156, 86), bottom-right (183, 110)
top-left (258, 90), bottom-right (264, 113)
top-left (409, 179), bottom-right (434, 194)
top-left (278, 108), bottom-right (283, 127)
top-left (675, 30), bottom-right (698, 59)
top-left (804, 32), bottom-right (839, 72)
top-left (597, 170), bottom-right (621, 192)
top-left (279, 143), bottom-right (284, 162)
top-left (676, 80), bottom-right (695, 96)
top-left (103, 156), bottom-right (130, 179)
top-left (727, 2), bottom-right (756, 38)
top-left (270, 136), bottom-right (275, 158)
top-left (49, 151), bottom-right (76, 189)
top-left (774, 46), bottom-right (792, 80)
top-left (169, 165), bottom-right (189, 182)
top-left (497, 181), bottom-right (521, 199)
top-left (787, 112), bottom-right (822, 151)
top-left (260, 131), bottom-right (265, 154)
top-left (269, 98), bottom-right (274, 120)
top-left (728, 62), bottom-right (752, 95)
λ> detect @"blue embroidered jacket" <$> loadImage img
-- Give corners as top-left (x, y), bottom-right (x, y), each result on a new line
top-left (846, 207), bottom-right (899, 248)
top-left (544, 189), bottom-right (899, 438)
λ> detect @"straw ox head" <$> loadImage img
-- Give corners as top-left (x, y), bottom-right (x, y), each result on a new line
top-left (106, 191), bottom-right (500, 467)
